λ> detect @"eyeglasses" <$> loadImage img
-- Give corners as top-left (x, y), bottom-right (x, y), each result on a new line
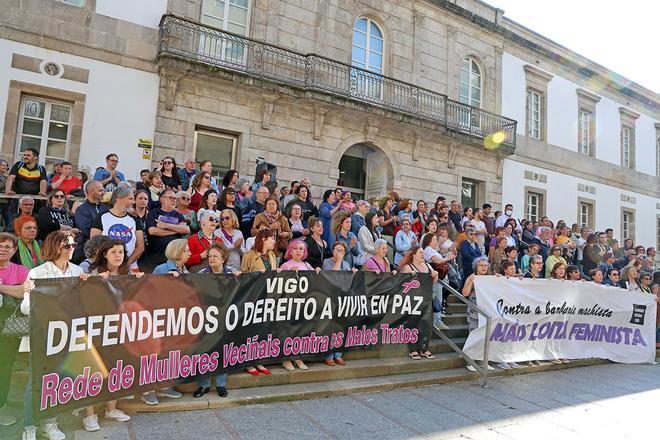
top-left (53, 194), bottom-right (65, 199)
top-left (0, 245), bottom-right (14, 250)
top-left (221, 216), bottom-right (231, 221)
top-left (62, 243), bottom-right (77, 250)
top-left (611, 273), bottom-right (620, 277)
top-left (334, 248), bottom-right (346, 253)
top-left (163, 161), bottom-right (172, 165)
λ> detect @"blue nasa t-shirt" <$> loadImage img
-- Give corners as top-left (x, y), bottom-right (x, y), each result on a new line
top-left (92, 211), bottom-right (141, 268)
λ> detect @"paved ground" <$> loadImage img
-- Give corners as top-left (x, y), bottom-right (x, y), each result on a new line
top-left (4, 362), bottom-right (659, 439)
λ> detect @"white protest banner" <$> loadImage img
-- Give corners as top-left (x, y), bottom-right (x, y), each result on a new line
top-left (462, 277), bottom-right (657, 364)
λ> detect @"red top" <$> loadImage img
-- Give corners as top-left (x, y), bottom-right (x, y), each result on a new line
top-left (189, 190), bottom-right (204, 212)
top-left (51, 176), bottom-right (82, 194)
top-left (186, 233), bottom-right (222, 267)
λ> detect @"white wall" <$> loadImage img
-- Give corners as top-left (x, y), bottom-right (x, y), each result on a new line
top-left (502, 52), bottom-right (659, 176)
top-left (502, 158), bottom-right (659, 248)
top-left (95, 0), bottom-right (168, 29)
top-left (546, 75), bottom-right (577, 151)
top-left (0, 39), bottom-right (159, 180)
top-left (636, 114), bottom-right (658, 176)
top-left (501, 52), bottom-right (526, 134)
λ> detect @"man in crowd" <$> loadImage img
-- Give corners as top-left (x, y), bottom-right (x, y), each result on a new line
top-left (0, 233), bottom-right (31, 427)
top-left (281, 180), bottom-right (299, 208)
top-left (594, 231), bottom-right (611, 261)
top-left (605, 228), bottom-right (615, 247)
top-left (178, 158), bottom-right (197, 191)
top-left (189, 160), bottom-right (219, 192)
top-left (482, 203), bottom-right (495, 242)
top-left (93, 153), bottom-right (125, 192)
top-left (470, 208), bottom-right (488, 254)
top-left (50, 161), bottom-right (82, 195)
top-left (533, 226), bottom-right (553, 269)
top-left (90, 186), bottom-right (145, 270)
top-left (5, 148), bottom-right (47, 197)
top-left (136, 169), bottom-right (150, 191)
top-left (460, 227), bottom-right (482, 281)
top-left (495, 203), bottom-right (514, 228)
top-left (448, 200), bottom-right (463, 233)
top-left (73, 181), bottom-right (107, 263)
top-left (240, 186), bottom-right (269, 238)
top-left (145, 189), bottom-right (190, 269)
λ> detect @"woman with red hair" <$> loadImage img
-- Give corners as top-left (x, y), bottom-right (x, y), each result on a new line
top-left (11, 215), bottom-right (42, 269)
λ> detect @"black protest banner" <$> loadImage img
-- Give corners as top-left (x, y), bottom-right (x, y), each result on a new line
top-left (31, 271), bottom-right (431, 417)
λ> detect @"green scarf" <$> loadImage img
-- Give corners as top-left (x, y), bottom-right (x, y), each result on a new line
top-left (18, 239), bottom-right (43, 269)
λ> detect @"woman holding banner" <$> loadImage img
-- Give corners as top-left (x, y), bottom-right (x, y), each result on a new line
top-left (80, 239), bottom-right (144, 431)
top-left (194, 244), bottom-right (238, 398)
top-left (461, 256), bottom-right (497, 372)
top-left (279, 240), bottom-right (320, 371)
top-left (153, 239), bottom-right (191, 276)
top-left (240, 229), bottom-right (277, 375)
top-left (21, 231), bottom-right (90, 440)
top-left (400, 246), bottom-right (438, 359)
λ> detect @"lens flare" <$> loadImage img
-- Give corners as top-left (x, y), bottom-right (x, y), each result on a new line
top-left (483, 131), bottom-right (506, 150)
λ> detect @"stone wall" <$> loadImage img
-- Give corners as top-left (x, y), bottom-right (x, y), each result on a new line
top-left (154, 70), bottom-right (502, 204)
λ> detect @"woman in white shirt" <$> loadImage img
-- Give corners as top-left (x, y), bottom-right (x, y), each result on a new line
top-left (21, 231), bottom-right (90, 440)
top-left (215, 209), bottom-right (244, 270)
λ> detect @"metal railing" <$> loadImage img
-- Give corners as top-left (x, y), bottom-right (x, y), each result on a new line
top-left (437, 279), bottom-right (492, 387)
top-left (158, 14), bottom-right (517, 149)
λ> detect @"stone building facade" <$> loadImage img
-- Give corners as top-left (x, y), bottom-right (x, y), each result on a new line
top-left (0, 0), bottom-right (658, 246)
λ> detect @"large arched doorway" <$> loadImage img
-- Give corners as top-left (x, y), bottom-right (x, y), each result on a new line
top-left (337, 143), bottom-right (393, 200)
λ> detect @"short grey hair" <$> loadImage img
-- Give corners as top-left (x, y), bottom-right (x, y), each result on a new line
top-left (235, 178), bottom-right (250, 192)
top-left (374, 238), bottom-right (387, 249)
top-left (538, 226), bottom-right (551, 234)
top-left (472, 256), bottom-right (489, 271)
top-left (529, 255), bottom-right (543, 265)
top-left (111, 185), bottom-right (133, 205)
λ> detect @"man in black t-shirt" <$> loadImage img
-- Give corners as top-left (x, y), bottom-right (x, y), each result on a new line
top-left (5, 148), bottom-right (47, 196)
top-left (143, 189), bottom-right (190, 270)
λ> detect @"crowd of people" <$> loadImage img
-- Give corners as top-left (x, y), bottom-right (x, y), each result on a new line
top-left (0, 148), bottom-right (658, 440)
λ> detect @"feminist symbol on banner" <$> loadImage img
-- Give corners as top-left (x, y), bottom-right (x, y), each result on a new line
top-left (629, 304), bottom-right (646, 326)
top-left (402, 280), bottom-right (420, 294)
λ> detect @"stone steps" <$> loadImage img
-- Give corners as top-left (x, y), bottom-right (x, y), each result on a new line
top-left (176, 352), bottom-right (467, 393)
top-left (117, 356), bottom-right (619, 414)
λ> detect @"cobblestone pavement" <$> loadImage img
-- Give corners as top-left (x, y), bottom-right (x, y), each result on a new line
top-left (3, 362), bottom-right (658, 439)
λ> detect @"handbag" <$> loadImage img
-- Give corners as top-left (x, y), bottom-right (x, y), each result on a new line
top-left (430, 261), bottom-right (450, 279)
top-left (1, 305), bottom-right (29, 337)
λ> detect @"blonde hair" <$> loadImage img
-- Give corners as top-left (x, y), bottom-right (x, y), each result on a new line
top-left (220, 209), bottom-right (240, 229)
top-left (165, 238), bottom-right (189, 261)
top-left (330, 211), bottom-right (351, 235)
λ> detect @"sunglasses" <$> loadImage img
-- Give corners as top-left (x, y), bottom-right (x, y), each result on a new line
top-left (203, 175), bottom-right (211, 180)
top-left (611, 273), bottom-right (620, 277)
top-left (163, 161), bottom-right (172, 165)
top-left (62, 243), bottom-right (77, 249)
top-left (52, 194), bottom-right (65, 199)
top-left (208, 217), bottom-right (218, 222)
top-left (221, 216), bottom-right (231, 221)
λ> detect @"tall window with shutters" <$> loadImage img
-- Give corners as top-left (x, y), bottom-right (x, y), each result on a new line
top-left (458, 57), bottom-right (482, 128)
top-left (351, 18), bottom-right (384, 100)
top-left (621, 209), bottom-right (635, 243)
top-left (579, 110), bottom-right (592, 155)
top-left (527, 90), bottom-right (541, 139)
